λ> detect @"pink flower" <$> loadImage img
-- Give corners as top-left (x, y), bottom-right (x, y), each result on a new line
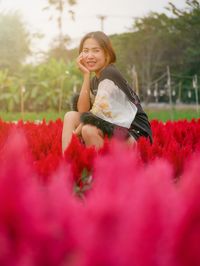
top-left (172, 152), bottom-right (200, 266)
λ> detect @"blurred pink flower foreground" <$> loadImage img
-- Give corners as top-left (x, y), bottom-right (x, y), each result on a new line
top-left (0, 119), bottom-right (200, 265)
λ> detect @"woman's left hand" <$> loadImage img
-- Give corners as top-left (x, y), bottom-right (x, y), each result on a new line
top-left (73, 123), bottom-right (83, 136)
top-left (76, 53), bottom-right (90, 75)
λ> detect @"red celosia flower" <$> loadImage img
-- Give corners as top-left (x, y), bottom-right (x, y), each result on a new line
top-left (0, 119), bottom-right (199, 265)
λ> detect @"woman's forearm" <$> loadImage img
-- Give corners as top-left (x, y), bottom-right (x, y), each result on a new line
top-left (77, 73), bottom-right (91, 112)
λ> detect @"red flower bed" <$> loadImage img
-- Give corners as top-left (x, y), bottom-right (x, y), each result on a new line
top-left (0, 118), bottom-right (200, 265)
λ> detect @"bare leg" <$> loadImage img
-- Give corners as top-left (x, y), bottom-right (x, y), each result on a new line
top-left (81, 125), bottom-right (136, 149)
top-left (62, 111), bottom-right (81, 153)
top-left (81, 124), bottom-right (104, 149)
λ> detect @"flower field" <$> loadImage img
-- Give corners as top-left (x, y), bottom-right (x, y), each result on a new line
top-left (0, 118), bottom-right (200, 265)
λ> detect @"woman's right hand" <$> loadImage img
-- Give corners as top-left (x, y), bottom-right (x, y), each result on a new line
top-left (76, 53), bottom-right (90, 75)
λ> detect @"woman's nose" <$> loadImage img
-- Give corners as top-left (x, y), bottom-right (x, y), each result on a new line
top-left (87, 51), bottom-right (94, 58)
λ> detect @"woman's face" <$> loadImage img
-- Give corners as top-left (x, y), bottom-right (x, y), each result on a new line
top-left (81, 38), bottom-right (107, 77)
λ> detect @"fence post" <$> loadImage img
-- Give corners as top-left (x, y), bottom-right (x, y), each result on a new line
top-left (132, 65), bottom-right (139, 96)
top-left (177, 81), bottom-right (182, 104)
top-left (167, 66), bottom-right (173, 120)
top-left (58, 77), bottom-right (64, 114)
top-left (193, 75), bottom-right (199, 115)
top-left (20, 84), bottom-right (25, 120)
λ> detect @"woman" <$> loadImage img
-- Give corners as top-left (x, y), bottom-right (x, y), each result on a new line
top-left (62, 31), bottom-right (152, 153)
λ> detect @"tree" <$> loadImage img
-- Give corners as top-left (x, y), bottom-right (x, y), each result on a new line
top-left (47, 35), bottom-right (71, 62)
top-left (111, 13), bottom-right (175, 100)
top-left (44, 0), bottom-right (76, 61)
top-left (111, 2), bottom-right (200, 102)
top-left (0, 12), bottom-right (30, 72)
top-left (168, 0), bottom-right (200, 76)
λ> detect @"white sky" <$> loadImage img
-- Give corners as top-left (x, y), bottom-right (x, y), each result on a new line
top-left (0, 0), bottom-right (186, 56)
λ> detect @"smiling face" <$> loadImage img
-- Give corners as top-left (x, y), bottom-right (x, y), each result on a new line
top-left (81, 38), bottom-right (107, 77)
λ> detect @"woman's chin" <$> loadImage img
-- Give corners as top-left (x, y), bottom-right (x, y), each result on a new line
top-left (86, 65), bottom-right (96, 70)
top-left (88, 67), bottom-right (98, 73)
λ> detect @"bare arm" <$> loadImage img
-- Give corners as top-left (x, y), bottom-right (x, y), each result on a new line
top-left (76, 53), bottom-right (91, 112)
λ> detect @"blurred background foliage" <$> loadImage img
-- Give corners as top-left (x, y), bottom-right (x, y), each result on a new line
top-left (0, 0), bottom-right (200, 113)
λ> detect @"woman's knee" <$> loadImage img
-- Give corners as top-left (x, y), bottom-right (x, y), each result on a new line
top-left (63, 111), bottom-right (80, 124)
top-left (81, 124), bottom-right (99, 140)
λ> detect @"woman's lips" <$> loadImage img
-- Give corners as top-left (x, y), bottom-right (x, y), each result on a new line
top-left (86, 61), bottom-right (96, 67)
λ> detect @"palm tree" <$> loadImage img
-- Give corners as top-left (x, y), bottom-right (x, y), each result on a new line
top-left (44, 0), bottom-right (76, 50)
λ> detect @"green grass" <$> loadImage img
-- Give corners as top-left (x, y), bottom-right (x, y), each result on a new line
top-left (0, 111), bottom-right (66, 122)
top-left (0, 106), bottom-right (199, 122)
top-left (145, 107), bottom-right (200, 122)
